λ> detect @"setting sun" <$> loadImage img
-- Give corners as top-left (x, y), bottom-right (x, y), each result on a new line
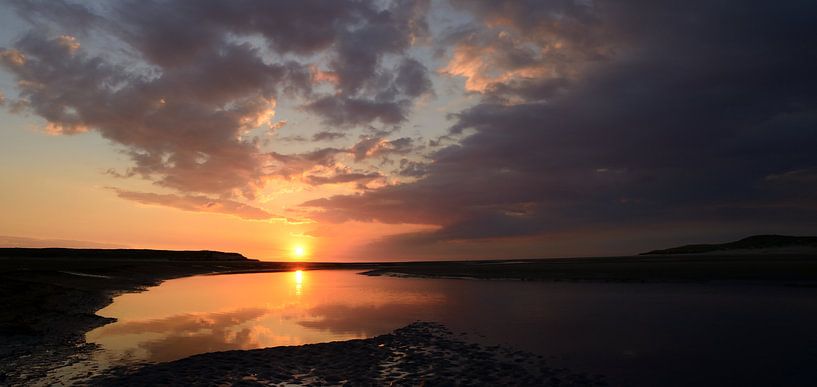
top-left (293, 245), bottom-right (306, 259)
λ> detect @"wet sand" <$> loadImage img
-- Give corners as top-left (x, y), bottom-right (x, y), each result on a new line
top-left (92, 322), bottom-right (603, 386)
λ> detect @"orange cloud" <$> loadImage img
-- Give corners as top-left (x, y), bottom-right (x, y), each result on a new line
top-left (109, 188), bottom-right (289, 221)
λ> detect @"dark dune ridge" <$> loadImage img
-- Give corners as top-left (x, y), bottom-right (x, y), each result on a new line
top-left (641, 235), bottom-right (817, 255)
top-left (91, 322), bottom-right (603, 386)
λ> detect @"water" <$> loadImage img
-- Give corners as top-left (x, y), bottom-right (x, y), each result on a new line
top-left (87, 270), bottom-right (817, 386)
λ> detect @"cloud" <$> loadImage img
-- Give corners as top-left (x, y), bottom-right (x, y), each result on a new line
top-left (305, 172), bottom-right (383, 186)
top-left (91, 308), bottom-right (270, 362)
top-left (299, 301), bottom-right (443, 335)
top-left (397, 159), bottom-right (430, 178)
top-left (304, 96), bottom-right (407, 127)
top-left (303, 0), bottom-right (817, 255)
top-left (1, 0), bottom-right (433, 199)
top-left (268, 136), bottom-right (416, 185)
top-left (395, 58), bottom-right (433, 98)
top-left (439, 0), bottom-right (604, 96)
top-left (8, 0), bottom-right (101, 33)
top-left (312, 131), bottom-right (346, 142)
top-left (350, 137), bottom-right (414, 161)
top-left (1, 32), bottom-right (285, 197)
top-left (110, 188), bottom-right (283, 221)
top-left (269, 148), bottom-right (348, 179)
top-left (5, 0), bottom-right (817, 258)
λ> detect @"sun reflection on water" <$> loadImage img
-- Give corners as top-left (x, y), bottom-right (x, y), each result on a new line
top-left (294, 270), bottom-right (304, 296)
top-left (87, 270), bottom-right (447, 364)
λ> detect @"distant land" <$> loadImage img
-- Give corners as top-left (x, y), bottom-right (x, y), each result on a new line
top-left (642, 235), bottom-right (817, 255)
top-left (0, 247), bottom-right (252, 261)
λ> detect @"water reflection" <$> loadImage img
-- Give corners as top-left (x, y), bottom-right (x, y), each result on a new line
top-left (87, 270), bottom-right (817, 386)
top-left (294, 269), bottom-right (303, 296)
top-left (300, 302), bottom-right (442, 335)
top-left (87, 270), bottom-right (444, 363)
top-left (90, 308), bottom-right (271, 362)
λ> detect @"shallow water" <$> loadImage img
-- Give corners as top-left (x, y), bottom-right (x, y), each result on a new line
top-left (87, 270), bottom-right (817, 386)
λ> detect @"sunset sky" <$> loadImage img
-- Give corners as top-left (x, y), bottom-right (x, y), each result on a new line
top-left (1, 0), bottom-right (815, 261)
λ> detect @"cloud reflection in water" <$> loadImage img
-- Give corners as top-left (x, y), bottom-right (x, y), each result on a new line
top-left (87, 271), bottom-right (445, 363)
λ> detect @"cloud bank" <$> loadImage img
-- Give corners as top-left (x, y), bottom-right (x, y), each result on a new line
top-left (303, 0), bottom-right (817, 255)
top-left (2, 0), bottom-right (816, 257)
top-left (1, 0), bottom-right (432, 201)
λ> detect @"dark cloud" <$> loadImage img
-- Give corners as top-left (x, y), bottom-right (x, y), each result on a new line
top-left (329, 0), bottom-right (429, 94)
top-left (105, 0), bottom-right (431, 127)
top-left (304, 0), bottom-right (817, 256)
top-left (306, 172), bottom-right (383, 186)
top-left (8, 0), bottom-right (102, 33)
top-left (312, 131), bottom-right (346, 142)
top-left (350, 137), bottom-right (414, 161)
top-left (397, 159), bottom-right (429, 178)
top-left (395, 58), bottom-right (433, 98)
top-left (268, 136), bottom-right (414, 185)
top-left (269, 148), bottom-right (348, 179)
top-left (305, 96), bottom-right (407, 127)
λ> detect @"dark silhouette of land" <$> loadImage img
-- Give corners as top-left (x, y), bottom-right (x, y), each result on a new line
top-left (641, 234), bottom-right (817, 255)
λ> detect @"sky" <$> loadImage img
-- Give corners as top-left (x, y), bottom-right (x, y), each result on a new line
top-left (0, 0), bottom-right (815, 261)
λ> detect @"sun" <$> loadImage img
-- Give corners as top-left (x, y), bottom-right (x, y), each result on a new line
top-left (293, 245), bottom-right (306, 259)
